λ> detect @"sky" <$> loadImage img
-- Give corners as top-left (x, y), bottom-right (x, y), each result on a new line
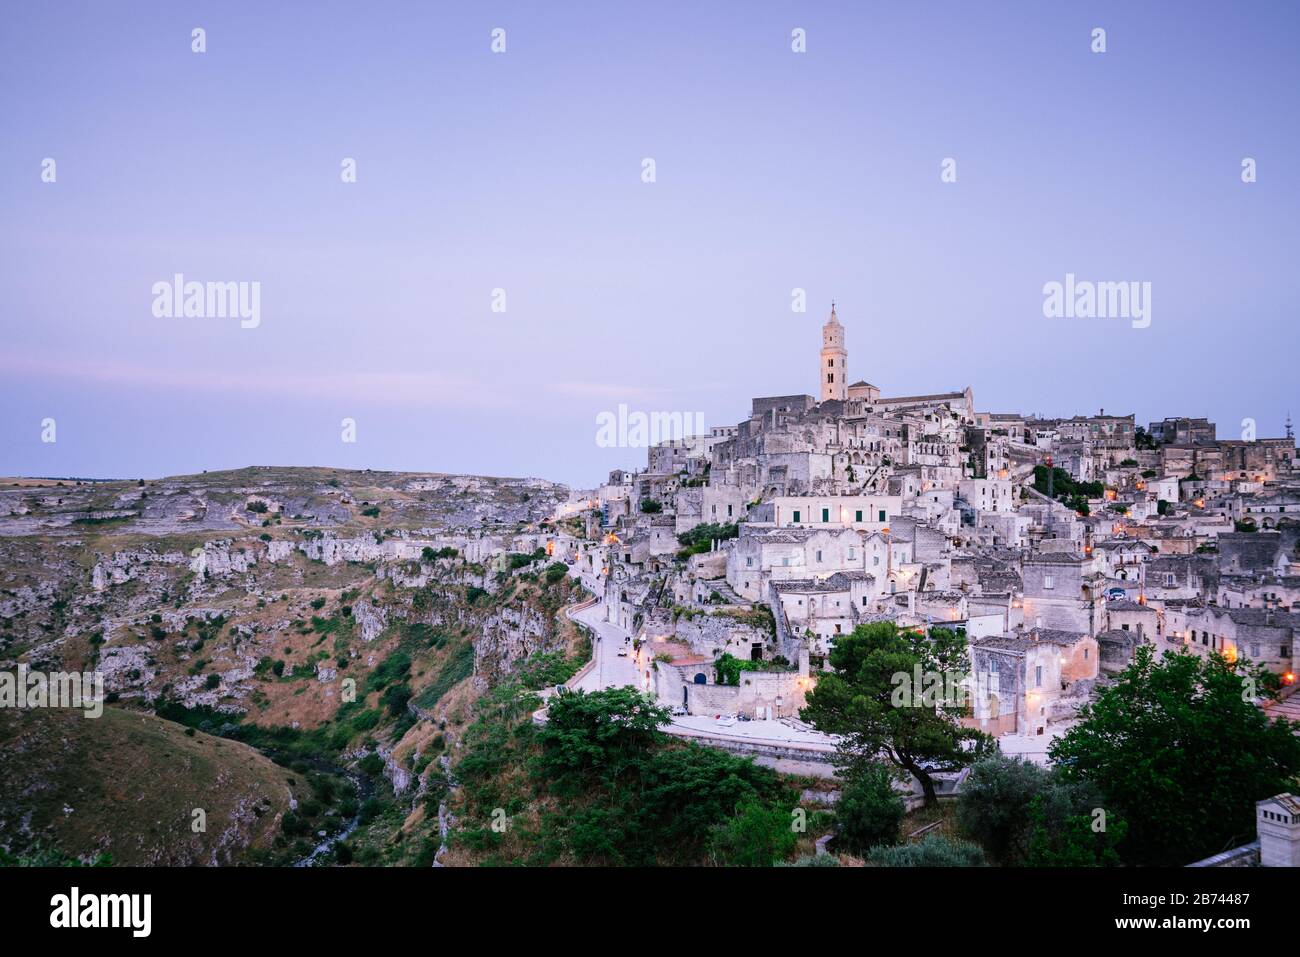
top-left (1, 1), bottom-right (1297, 488)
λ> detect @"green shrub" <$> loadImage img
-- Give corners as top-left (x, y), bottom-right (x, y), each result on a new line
top-left (868, 834), bottom-right (986, 867)
top-left (957, 755), bottom-right (1052, 863)
top-left (357, 753), bottom-right (385, 778)
top-left (779, 853), bottom-right (840, 867)
top-left (834, 763), bottom-right (905, 854)
top-left (709, 801), bottom-right (799, 866)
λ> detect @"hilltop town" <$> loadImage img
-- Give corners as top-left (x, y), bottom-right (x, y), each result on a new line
top-left (570, 305), bottom-right (1299, 760)
top-left (1, 307), bottom-right (1298, 867)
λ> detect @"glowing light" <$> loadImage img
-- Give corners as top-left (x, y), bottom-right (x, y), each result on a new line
top-left (1284, 672), bottom-right (1296, 685)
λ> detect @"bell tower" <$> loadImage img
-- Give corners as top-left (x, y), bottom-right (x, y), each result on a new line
top-left (820, 301), bottom-right (847, 403)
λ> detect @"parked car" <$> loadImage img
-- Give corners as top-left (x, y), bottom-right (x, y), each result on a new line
top-left (616, 648), bottom-right (628, 657)
top-left (670, 705), bottom-right (687, 716)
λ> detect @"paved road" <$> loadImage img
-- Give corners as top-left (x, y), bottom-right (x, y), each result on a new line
top-left (568, 593), bottom-right (641, 692)
top-left (563, 568), bottom-right (835, 757)
top-left (667, 713), bottom-right (836, 748)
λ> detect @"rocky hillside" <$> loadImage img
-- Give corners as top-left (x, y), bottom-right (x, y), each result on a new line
top-left (0, 467), bottom-right (590, 866)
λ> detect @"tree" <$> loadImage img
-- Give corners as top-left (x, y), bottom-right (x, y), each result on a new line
top-left (959, 754), bottom-right (1126, 866)
top-left (801, 622), bottom-right (992, 805)
top-left (714, 652), bottom-right (744, 686)
top-left (709, 801), bottom-right (798, 866)
top-left (1050, 645), bottom-right (1300, 865)
top-left (632, 745), bottom-right (787, 864)
top-left (1022, 791), bottom-right (1126, 867)
top-left (534, 687), bottom-right (669, 789)
top-left (957, 754), bottom-right (1052, 863)
top-left (834, 762), bottom-right (905, 854)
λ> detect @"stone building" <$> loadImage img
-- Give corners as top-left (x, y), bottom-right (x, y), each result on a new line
top-left (966, 628), bottom-right (1099, 737)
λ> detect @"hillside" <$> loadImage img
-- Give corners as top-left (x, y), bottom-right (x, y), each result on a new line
top-left (0, 465), bottom-right (590, 866)
top-left (0, 706), bottom-right (301, 866)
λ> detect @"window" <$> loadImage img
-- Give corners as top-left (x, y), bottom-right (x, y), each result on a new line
top-left (727, 504), bottom-right (733, 517)
top-left (828, 373), bottom-right (834, 383)
top-left (745, 557), bottom-right (753, 568)
top-left (873, 556), bottom-right (880, 566)
top-left (1044, 575), bottom-right (1055, 590)
top-left (822, 508), bottom-right (830, 522)
top-left (855, 510), bottom-right (863, 522)
top-left (815, 550), bottom-right (823, 562)
top-left (792, 510), bottom-right (801, 523)
top-left (1282, 646), bottom-right (1291, 658)
top-left (827, 359), bottom-right (833, 367)
top-left (1035, 665), bottom-right (1042, 687)
top-left (1251, 643), bottom-right (1260, 658)
top-left (878, 510), bottom-right (886, 522)
top-left (989, 659), bottom-right (1000, 674)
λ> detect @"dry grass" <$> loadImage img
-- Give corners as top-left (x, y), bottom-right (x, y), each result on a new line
top-left (0, 706), bottom-right (301, 865)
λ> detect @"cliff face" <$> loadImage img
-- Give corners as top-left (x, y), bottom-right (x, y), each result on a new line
top-left (475, 604), bottom-right (551, 684)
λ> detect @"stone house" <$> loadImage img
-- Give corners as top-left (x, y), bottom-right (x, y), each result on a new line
top-left (966, 628), bottom-right (1099, 737)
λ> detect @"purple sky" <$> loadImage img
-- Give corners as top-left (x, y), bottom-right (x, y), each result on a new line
top-left (2, 1), bottom-right (1297, 487)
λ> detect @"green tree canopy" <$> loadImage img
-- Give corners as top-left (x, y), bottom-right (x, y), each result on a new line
top-left (801, 621), bottom-right (991, 805)
top-left (834, 762), bottom-right (906, 854)
top-left (1050, 645), bottom-right (1300, 865)
top-left (533, 687), bottom-right (668, 789)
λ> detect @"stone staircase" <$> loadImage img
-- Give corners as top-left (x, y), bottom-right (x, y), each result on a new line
top-left (703, 578), bottom-right (746, 605)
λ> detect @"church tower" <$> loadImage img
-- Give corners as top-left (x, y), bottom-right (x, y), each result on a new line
top-left (820, 301), bottom-right (847, 403)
